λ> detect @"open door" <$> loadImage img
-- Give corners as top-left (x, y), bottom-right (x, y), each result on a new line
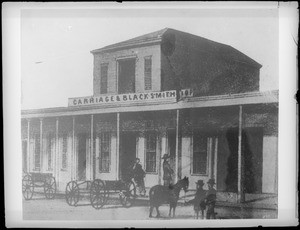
top-left (120, 132), bottom-right (137, 180)
top-left (77, 133), bottom-right (87, 181)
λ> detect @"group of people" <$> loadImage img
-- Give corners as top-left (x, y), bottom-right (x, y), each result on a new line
top-left (185, 179), bottom-right (217, 219)
top-left (130, 154), bottom-right (216, 219)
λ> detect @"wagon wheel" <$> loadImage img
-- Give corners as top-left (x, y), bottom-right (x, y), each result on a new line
top-left (119, 180), bottom-right (136, 208)
top-left (22, 174), bottom-right (34, 200)
top-left (90, 179), bottom-right (106, 209)
top-left (65, 181), bottom-right (80, 206)
top-left (44, 176), bottom-right (56, 199)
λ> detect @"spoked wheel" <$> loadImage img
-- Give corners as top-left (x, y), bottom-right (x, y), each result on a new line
top-left (22, 174), bottom-right (34, 200)
top-left (65, 181), bottom-right (80, 206)
top-left (138, 186), bottom-right (146, 197)
top-left (44, 176), bottom-right (56, 199)
top-left (119, 180), bottom-right (136, 208)
top-left (90, 179), bottom-right (106, 210)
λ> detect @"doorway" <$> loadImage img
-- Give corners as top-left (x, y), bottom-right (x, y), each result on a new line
top-left (77, 133), bottom-right (87, 181)
top-left (167, 130), bottom-right (176, 184)
top-left (118, 58), bottom-right (136, 94)
top-left (22, 140), bottom-right (27, 172)
top-left (120, 132), bottom-right (137, 180)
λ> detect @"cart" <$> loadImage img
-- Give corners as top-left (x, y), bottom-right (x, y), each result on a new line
top-left (65, 178), bottom-right (136, 209)
top-left (22, 172), bottom-right (56, 200)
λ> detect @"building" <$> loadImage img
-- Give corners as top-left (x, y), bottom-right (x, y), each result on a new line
top-left (21, 28), bottom-right (278, 203)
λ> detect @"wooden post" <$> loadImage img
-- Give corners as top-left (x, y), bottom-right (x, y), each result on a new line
top-left (116, 113), bottom-right (120, 180)
top-left (175, 109), bottom-right (180, 182)
top-left (55, 118), bottom-right (59, 186)
top-left (237, 105), bottom-right (245, 203)
top-left (27, 119), bottom-right (30, 172)
top-left (214, 137), bottom-right (218, 188)
top-left (72, 117), bottom-right (75, 181)
top-left (90, 114), bottom-right (94, 181)
top-left (39, 118), bottom-right (43, 172)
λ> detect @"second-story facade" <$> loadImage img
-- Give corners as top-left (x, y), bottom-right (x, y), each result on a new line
top-left (91, 28), bottom-right (262, 97)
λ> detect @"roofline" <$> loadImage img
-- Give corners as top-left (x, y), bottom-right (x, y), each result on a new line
top-left (90, 39), bottom-right (162, 54)
top-left (21, 90), bottom-right (278, 119)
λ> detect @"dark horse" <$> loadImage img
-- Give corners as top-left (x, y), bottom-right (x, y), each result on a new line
top-left (149, 177), bottom-right (189, 218)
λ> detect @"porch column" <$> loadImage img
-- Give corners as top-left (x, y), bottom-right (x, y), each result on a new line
top-left (90, 114), bottom-right (94, 181)
top-left (55, 118), bottom-right (59, 185)
top-left (116, 113), bottom-right (120, 180)
top-left (175, 109), bottom-right (180, 182)
top-left (39, 118), bottom-right (43, 172)
top-left (72, 116), bottom-right (75, 180)
top-left (27, 119), bottom-right (30, 172)
top-left (237, 105), bottom-right (245, 203)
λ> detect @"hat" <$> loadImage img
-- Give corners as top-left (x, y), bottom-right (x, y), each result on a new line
top-left (195, 180), bottom-right (204, 186)
top-left (162, 154), bottom-right (170, 159)
top-left (207, 179), bottom-right (216, 185)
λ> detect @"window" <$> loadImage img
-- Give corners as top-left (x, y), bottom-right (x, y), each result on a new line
top-left (145, 133), bottom-right (157, 173)
top-left (34, 133), bottom-right (40, 171)
top-left (46, 133), bottom-right (54, 171)
top-left (100, 64), bottom-right (108, 94)
top-left (99, 133), bottom-right (110, 172)
top-left (61, 134), bottom-right (68, 170)
top-left (144, 56), bottom-right (152, 90)
top-left (192, 133), bottom-right (208, 175)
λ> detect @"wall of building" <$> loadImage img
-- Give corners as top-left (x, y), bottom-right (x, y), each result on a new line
top-left (93, 44), bottom-right (161, 95)
top-left (160, 30), bottom-right (260, 96)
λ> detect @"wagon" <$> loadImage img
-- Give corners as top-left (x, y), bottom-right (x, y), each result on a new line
top-left (65, 178), bottom-right (136, 209)
top-left (22, 172), bottom-right (56, 200)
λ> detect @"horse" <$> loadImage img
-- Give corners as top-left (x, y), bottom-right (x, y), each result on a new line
top-left (149, 176), bottom-right (189, 218)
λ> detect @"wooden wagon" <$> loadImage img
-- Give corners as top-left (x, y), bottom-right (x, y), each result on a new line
top-left (22, 172), bottom-right (56, 200)
top-left (65, 178), bottom-right (136, 209)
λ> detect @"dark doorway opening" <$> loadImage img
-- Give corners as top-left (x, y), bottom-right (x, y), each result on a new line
top-left (243, 128), bottom-right (263, 194)
top-left (22, 140), bottom-right (27, 172)
top-left (120, 132), bottom-right (137, 180)
top-left (167, 130), bottom-right (176, 184)
top-left (118, 58), bottom-right (136, 94)
top-left (77, 133), bottom-right (87, 181)
top-left (223, 128), bottom-right (263, 194)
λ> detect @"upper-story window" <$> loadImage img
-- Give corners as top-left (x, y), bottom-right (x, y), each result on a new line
top-left (118, 58), bottom-right (136, 94)
top-left (100, 63), bottom-right (108, 94)
top-left (144, 56), bottom-right (152, 90)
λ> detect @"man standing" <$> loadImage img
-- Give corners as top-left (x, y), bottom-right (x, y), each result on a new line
top-left (162, 154), bottom-right (173, 186)
top-left (206, 178), bottom-right (217, 219)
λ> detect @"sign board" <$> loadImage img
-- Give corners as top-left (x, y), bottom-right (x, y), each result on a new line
top-left (68, 90), bottom-right (177, 107)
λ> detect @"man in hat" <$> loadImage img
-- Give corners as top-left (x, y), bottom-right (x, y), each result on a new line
top-left (132, 158), bottom-right (146, 196)
top-left (185, 180), bottom-right (207, 219)
top-left (206, 178), bottom-right (217, 219)
top-left (162, 154), bottom-right (173, 186)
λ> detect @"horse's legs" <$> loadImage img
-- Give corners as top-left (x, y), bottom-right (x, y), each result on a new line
top-left (169, 205), bottom-right (172, 217)
top-left (173, 205), bottom-right (176, 218)
top-left (149, 206), bottom-right (153, 218)
top-left (201, 209), bottom-right (204, 219)
top-left (156, 206), bottom-right (160, 218)
top-left (196, 210), bottom-right (199, 219)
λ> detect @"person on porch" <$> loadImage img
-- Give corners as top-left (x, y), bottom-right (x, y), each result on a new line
top-left (162, 154), bottom-right (173, 187)
top-left (132, 158), bottom-right (146, 196)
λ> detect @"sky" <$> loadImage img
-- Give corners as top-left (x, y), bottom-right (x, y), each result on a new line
top-left (21, 4), bottom-right (280, 110)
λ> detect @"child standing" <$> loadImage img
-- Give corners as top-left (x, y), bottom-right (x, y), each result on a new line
top-left (185, 180), bottom-right (207, 219)
top-left (206, 178), bottom-right (217, 219)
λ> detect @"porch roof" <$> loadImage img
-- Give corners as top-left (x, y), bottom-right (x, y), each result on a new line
top-left (21, 90), bottom-right (278, 119)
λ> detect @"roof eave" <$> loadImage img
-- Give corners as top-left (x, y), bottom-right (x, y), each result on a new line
top-left (90, 39), bottom-right (162, 54)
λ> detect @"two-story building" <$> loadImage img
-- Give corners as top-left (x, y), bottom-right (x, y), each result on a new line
top-left (21, 28), bottom-right (278, 203)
